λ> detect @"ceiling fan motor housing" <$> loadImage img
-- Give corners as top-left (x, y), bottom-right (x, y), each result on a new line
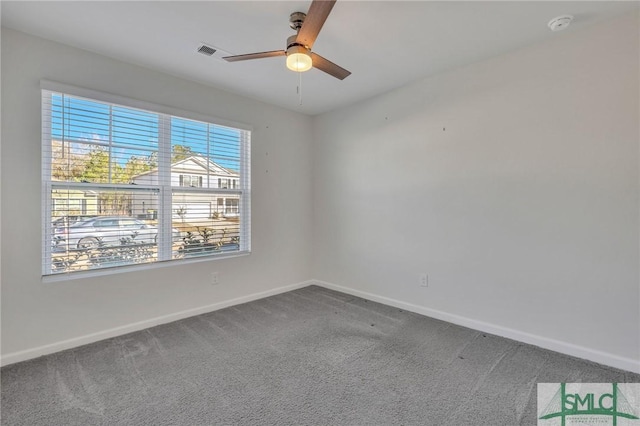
top-left (286, 34), bottom-right (308, 51)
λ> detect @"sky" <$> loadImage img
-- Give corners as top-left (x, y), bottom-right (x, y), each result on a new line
top-left (50, 93), bottom-right (242, 175)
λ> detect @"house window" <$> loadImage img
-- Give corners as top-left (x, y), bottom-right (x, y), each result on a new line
top-left (179, 174), bottom-right (202, 187)
top-left (225, 199), bottom-right (239, 215)
top-left (42, 83), bottom-right (251, 276)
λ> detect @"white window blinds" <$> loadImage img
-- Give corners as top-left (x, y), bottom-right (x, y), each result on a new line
top-left (42, 84), bottom-right (251, 276)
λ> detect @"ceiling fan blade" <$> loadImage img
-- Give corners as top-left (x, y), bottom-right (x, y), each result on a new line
top-left (296, 0), bottom-right (336, 49)
top-left (223, 50), bottom-right (286, 62)
top-left (311, 52), bottom-right (351, 80)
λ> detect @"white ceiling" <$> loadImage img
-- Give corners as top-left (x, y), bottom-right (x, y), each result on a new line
top-left (2, 1), bottom-right (637, 115)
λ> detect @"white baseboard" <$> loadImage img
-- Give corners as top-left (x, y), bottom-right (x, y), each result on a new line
top-left (311, 279), bottom-right (640, 374)
top-left (0, 280), bottom-right (313, 367)
top-left (4, 278), bottom-right (638, 374)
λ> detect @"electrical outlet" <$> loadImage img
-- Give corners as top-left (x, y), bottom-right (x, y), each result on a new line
top-left (419, 273), bottom-right (428, 287)
top-left (210, 272), bottom-right (219, 285)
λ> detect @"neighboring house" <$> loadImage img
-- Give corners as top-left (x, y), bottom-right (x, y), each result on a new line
top-left (51, 189), bottom-right (99, 217)
top-left (131, 156), bottom-right (240, 223)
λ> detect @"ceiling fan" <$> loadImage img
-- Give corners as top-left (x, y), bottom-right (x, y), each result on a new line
top-left (223, 0), bottom-right (351, 80)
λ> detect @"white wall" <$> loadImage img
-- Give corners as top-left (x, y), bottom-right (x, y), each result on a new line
top-left (312, 12), bottom-right (640, 369)
top-left (1, 28), bottom-right (313, 359)
top-left (2, 12), bottom-right (639, 372)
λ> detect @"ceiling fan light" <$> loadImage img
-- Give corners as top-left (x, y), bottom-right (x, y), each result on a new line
top-left (286, 46), bottom-right (312, 72)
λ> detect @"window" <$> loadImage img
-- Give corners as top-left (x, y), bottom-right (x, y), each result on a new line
top-left (226, 199), bottom-right (239, 215)
top-left (179, 174), bottom-right (203, 187)
top-left (42, 83), bottom-right (251, 276)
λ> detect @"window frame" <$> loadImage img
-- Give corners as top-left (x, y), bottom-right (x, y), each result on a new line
top-left (179, 174), bottom-right (203, 187)
top-left (41, 80), bottom-right (252, 281)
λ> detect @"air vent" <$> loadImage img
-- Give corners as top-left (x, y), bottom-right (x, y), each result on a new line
top-left (197, 44), bottom-right (217, 56)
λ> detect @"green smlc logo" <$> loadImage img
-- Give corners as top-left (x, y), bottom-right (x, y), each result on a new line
top-left (539, 383), bottom-right (639, 426)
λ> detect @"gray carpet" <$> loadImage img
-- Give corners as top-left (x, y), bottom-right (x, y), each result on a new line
top-left (1, 285), bottom-right (638, 425)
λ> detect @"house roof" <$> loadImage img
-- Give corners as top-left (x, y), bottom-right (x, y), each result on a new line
top-left (132, 155), bottom-right (239, 179)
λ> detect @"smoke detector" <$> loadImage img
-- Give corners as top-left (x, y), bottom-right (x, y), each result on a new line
top-left (548, 15), bottom-right (573, 32)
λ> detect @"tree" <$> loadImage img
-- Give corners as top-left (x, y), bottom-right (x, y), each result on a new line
top-left (143, 145), bottom-right (192, 168)
top-left (172, 144), bottom-right (194, 162)
top-left (51, 141), bottom-right (87, 182)
top-left (115, 156), bottom-right (155, 184)
top-left (51, 141), bottom-right (187, 184)
top-left (80, 147), bottom-right (112, 182)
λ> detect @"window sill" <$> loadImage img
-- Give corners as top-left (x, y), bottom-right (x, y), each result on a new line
top-left (42, 250), bottom-right (250, 283)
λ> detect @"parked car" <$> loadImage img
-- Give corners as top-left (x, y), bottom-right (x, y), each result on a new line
top-left (54, 216), bottom-right (181, 249)
top-left (52, 215), bottom-right (96, 233)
